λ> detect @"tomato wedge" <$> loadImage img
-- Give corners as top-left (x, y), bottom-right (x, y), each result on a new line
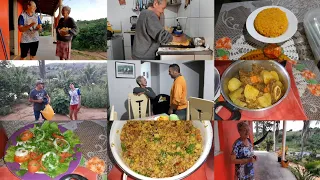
top-left (30, 152), bottom-right (43, 161)
top-left (14, 154), bottom-right (30, 163)
top-left (59, 152), bottom-right (72, 163)
top-left (20, 130), bottom-right (33, 141)
top-left (28, 160), bottom-right (41, 173)
top-left (52, 133), bottom-right (64, 139)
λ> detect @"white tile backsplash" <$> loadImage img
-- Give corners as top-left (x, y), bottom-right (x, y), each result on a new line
top-left (189, 0), bottom-right (200, 18)
top-left (185, 18), bottom-right (199, 37)
top-left (164, 18), bottom-right (176, 28)
top-left (177, 1), bottom-right (190, 17)
top-left (198, 17), bottom-right (214, 48)
top-left (164, 6), bottom-right (178, 18)
top-left (200, 0), bottom-right (214, 18)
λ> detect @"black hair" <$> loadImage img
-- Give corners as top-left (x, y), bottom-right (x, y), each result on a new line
top-left (169, 64), bottom-right (180, 73)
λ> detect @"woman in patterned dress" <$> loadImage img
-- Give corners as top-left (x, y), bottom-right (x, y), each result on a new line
top-left (231, 122), bottom-right (257, 180)
top-left (56, 6), bottom-right (78, 60)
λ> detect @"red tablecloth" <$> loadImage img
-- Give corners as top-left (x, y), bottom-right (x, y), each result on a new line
top-left (215, 61), bottom-right (308, 120)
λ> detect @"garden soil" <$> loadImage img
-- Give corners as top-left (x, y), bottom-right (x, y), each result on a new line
top-left (0, 103), bottom-right (107, 120)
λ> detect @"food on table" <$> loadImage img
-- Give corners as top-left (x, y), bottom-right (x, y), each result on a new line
top-left (254, 8), bottom-right (288, 37)
top-left (240, 44), bottom-right (291, 62)
top-left (120, 121), bottom-right (202, 178)
top-left (86, 156), bottom-right (105, 175)
top-left (169, 114), bottom-right (180, 120)
top-left (4, 121), bottom-right (81, 178)
top-left (227, 64), bottom-right (285, 109)
top-left (167, 39), bottom-right (191, 46)
top-left (157, 115), bottom-right (169, 121)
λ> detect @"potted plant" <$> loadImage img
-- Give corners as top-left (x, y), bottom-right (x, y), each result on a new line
top-left (281, 160), bottom-right (290, 168)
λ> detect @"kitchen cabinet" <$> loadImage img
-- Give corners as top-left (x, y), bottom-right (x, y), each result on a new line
top-left (107, 35), bottom-right (125, 60)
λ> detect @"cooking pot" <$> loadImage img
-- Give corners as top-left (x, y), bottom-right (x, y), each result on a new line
top-left (214, 60), bottom-right (291, 120)
top-left (109, 121), bottom-right (213, 180)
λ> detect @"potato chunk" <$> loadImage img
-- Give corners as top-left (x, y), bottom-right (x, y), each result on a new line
top-left (228, 78), bottom-right (242, 92)
top-left (229, 87), bottom-right (244, 103)
top-left (270, 71), bottom-right (280, 81)
top-left (244, 84), bottom-right (260, 100)
top-left (262, 71), bottom-right (275, 84)
top-left (257, 93), bottom-right (272, 108)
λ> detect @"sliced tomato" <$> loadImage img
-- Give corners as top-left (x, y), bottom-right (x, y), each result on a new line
top-left (28, 160), bottom-right (41, 173)
top-left (14, 154), bottom-right (30, 163)
top-left (52, 133), bottom-right (64, 139)
top-left (20, 130), bottom-right (33, 141)
top-left (30, 152), bottom-right (43, 161)
top-left (59, 152), bottom-right (72, 158)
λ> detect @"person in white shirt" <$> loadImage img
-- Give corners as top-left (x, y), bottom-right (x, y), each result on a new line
top-left (69, 83), bottom-right (81, 120)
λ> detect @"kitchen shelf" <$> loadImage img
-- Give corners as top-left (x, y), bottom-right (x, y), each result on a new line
top-left (167, 3), bottom-right (181, 6)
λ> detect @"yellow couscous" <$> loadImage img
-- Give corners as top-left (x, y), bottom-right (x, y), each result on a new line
top-left (120, 121), bottom-right (203, 178)
top-left (254, 8), bottom-right (288, 37)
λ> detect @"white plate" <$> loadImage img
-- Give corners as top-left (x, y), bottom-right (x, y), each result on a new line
top-left (110, 121), bottom-right (213, 180)
top-left (246, 6), bottom-right (298, 43)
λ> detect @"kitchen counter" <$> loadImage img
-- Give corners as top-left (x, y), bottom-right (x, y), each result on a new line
top-left (157, 47), bottom-right (213, 60)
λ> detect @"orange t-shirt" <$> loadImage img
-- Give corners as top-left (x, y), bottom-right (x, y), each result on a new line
top-left (170, 75), bottom-right (187, 110)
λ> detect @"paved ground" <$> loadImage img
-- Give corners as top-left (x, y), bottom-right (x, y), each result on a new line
top-left (12, 36), bottom-right (107, 60)
top-left (0, 103), bottom-right (107, 121)
top-left (254, 151), bottom-right (296, 180)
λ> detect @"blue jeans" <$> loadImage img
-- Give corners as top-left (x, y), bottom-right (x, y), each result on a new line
top-left (34, 110), bottom-right (46, 121)
top-left (174, 108), bottom-right (187, 120)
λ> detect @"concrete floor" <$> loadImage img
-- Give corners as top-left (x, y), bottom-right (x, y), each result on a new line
top-left (12, 36), bottom-right (59, 60)
top-left (254, 151), bottom-right (296, 180)
top-left (36, 36), bottom-right (59, 60)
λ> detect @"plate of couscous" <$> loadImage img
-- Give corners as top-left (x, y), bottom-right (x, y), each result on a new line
top-left (246, 6), bottom-right (298, 43)
top-left (109, 120), bottom-right (213, 180)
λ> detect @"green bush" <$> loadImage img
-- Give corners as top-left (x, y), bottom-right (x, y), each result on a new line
top-left (305, 161), bottom-right (320, 176)
top-left (51, 89), bottom-right (70, 115)
top-left (289, 166), bottom-right (315, 180)
top-left (81, 85), bottom-right (108, 108)
top-left (72, 18), bottom-right (107, 51)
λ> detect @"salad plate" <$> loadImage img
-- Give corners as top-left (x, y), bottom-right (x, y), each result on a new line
top-left (4, 121), bottom-right (82, 180)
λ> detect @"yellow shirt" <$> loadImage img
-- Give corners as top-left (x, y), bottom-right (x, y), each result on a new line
top-left (170, 75), bottom-right (187, 110)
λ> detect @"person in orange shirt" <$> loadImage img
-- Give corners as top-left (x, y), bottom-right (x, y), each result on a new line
top-left (168, 64), bottom-right (187, 120)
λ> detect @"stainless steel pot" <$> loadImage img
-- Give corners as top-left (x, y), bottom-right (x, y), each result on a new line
top-left (215, 60), bottom-right (291, 120)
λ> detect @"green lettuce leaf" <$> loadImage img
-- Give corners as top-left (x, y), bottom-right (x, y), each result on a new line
top-left (63, 130), bottom-right (81, 147)
top-left (16, 169), bottom-right (28, 176)
top-left (46, 161), bottom-right (69, 178)
top-left (4, 146), bottom-right (16, 162)
top-left (20, 161), bottom-right (28, 170)
top-left (41, 121), bottom-right (50, 130)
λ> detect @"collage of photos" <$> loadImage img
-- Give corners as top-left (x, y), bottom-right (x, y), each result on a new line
top-left (0, 0), bottom-right (319, 180)
top-left (213, 0), bottom-right (320, 180)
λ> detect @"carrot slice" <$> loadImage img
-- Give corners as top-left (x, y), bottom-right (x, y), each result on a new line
top-left (250, 76), bottom-right (259, 83)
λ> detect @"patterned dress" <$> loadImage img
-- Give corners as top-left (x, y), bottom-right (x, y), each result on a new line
top-left (232, 138), bottom-right (255, 180)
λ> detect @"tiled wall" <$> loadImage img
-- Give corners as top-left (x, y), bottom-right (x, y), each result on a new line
top-left (177, 0), bottom-right (215, 49)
